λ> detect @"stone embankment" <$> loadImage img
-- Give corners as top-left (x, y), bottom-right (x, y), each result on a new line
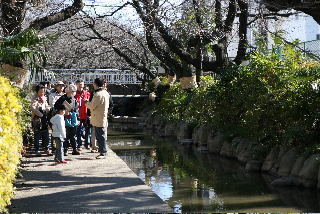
top-left (146, 116), bottom-right (320, 189)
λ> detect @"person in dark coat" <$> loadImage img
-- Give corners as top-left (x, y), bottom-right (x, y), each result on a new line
top-left (54, 84), bottom-right (80, 155)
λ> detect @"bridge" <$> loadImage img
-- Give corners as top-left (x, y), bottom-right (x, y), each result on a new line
top-left (30, 68), bottom-right (153, 85)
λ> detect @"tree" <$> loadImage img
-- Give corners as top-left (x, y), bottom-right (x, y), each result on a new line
top-left (43, 14), bottom-right (156, 80)
top-left (262, 0), bottom-right (320, 25)
top-left (0, 28), bottom-right (47, 67)
top-left (72, 0), bottom-right (291, 88)
top-left (0, 0), bottom-right (85, 87)
top-left (29, 0), bottom-right (310, 90)
top-left (127, 0), bottom-right (250, 88)
top-left (0, 0), bottom-right (84, 36)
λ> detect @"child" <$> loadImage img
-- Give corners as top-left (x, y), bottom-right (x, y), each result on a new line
top-left (50, 104), bottom-right (67, 164)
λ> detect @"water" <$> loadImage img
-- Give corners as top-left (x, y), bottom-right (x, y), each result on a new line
top-left (108, 125), bottom-right (320, 213)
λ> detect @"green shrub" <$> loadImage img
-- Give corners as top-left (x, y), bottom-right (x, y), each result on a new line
top-left (0, 76), bottom-right (23, 212)
top-left (154, 36), bottom-right (320, 152)
top-left (214, 39), bottom-right (320, 148)
top-left (154, 82), bottom-right (189, 123)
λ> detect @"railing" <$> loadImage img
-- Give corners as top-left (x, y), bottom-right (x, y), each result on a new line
top-left (300, 39), bottom-right (320, 59)
top-left (31, 68), bottom-right (152, 84)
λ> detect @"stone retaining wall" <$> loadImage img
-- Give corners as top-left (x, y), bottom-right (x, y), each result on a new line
top-left (145, 119), bottom-right (320, 189)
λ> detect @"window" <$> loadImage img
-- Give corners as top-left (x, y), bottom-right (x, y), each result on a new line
top-left (317, 34), bottom-right (320, 40)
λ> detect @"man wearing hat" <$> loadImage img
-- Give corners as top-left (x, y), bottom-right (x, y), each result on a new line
top-left (48, 81), bottom-right (65, 153)
top-left (54, 84), bottom-right (80, 156)
top-left (48, 81), bottom-right (65, 108)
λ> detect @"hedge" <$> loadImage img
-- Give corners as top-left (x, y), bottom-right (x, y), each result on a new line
top-left (0, 76), bottom-right (23, 212)
top-left (153, 39), bottom-right (320, 154)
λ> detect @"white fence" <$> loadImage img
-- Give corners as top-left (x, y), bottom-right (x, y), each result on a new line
top-left (31, 69), bottom-right (152, 84)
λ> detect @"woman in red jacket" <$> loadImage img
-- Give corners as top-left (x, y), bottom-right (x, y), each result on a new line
top-left (75, 80), bottom-right (91, 150)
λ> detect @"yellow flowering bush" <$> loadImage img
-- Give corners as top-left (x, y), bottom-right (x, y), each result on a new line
top-left (0, 76), bottom-right (23, 212)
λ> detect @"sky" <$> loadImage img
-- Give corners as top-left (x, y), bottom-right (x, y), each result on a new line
top-left (81, 0), bottom-right (144, 32)
top-left (83, 0), bottom-right (138, 20)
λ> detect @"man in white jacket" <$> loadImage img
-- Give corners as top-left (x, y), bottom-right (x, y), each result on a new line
top-left (50, 104), bottom-right (67, 163)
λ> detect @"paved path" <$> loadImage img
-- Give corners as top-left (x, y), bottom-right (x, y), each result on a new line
top-left (10, 149), bottom-right (172, 213)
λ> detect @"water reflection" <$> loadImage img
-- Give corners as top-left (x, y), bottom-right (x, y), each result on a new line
top-left (108, 126), bottom-right (320, 213)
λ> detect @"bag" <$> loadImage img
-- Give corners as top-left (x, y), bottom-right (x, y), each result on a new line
top-left (41, 111), bottom-right (50, 130)
top-left (32, 115), bottom-right (42, 131)
top-left (65, 112), bottom-right (78, 127)
top-left (32, 111), bottom-right (49, 131)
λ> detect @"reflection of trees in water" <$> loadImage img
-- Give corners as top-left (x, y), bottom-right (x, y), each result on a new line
top-left (262, 174), bottom-right (320, 212)
top-left (150, 138), bottom-right (319, 212)
top-left (155, 140), bottom-right (264, 193)
top-left (143, 149), bottom-right (163, 185)
top-left (148, 142), bottom-right (226, 211)
top-left (116, 133), bottom-right (320, 212)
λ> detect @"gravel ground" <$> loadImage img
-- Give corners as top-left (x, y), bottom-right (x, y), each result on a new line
top-left (10, 148), bottom-right (172, 213)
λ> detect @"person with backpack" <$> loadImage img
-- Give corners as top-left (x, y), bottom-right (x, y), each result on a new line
top-left (30, 84), bottom-right (51, 156)
top-left (54, 84), bottom-right (80, 156)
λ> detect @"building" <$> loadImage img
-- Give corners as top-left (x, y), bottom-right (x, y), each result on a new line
top-left (228, 11), bottom-right (320, 58)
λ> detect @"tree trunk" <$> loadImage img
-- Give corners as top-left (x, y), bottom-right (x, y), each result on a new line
top-left (195, 46), bottom-right (203, 83)
top-left (28, 0), bottom-right (84, 31)
top-left (234, 0), bottom-right (249, 65)
top-left (0, 64), bottom-right (28, 88)
top-left (213, 37), bottom-right (229, 68)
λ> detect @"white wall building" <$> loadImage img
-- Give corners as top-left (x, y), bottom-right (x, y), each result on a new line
top-left (228, 12), bottom-right (320, 58)
top-left (276, 13), bottom-right (320, 42)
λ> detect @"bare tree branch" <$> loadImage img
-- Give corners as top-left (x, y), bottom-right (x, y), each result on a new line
top-left (28, 0), bottom-right (84, 31)
top-left (81, 15), bottom-right (156, 78)
top-left (94, 2), bottom-right (131, 18)
top-left (262, 0), bottom-right (320, 24)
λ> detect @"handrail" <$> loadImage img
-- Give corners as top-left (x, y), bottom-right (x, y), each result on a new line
top-left (31, 69), bottom-right (153, 84)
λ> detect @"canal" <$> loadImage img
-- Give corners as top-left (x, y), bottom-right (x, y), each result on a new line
top-left (108, 124), bottom-right (320, 213)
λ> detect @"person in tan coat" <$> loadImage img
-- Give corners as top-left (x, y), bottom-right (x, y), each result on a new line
top-left (85, 78), bottom-right (110, 159)
top-left (30, 84), bottom-right (51, 156)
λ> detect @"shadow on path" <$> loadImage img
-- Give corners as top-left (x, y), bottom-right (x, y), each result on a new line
top-left (11, 153), bottom-right (172, 213)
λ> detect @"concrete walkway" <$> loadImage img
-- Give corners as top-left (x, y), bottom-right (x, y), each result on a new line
top-left (10, 149), bottom-right (172, 213)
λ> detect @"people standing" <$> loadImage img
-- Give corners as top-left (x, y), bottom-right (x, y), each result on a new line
top-left (87, 89), bottom-right (97, 153)
top-left (54, 84), bottom-right (80, 156)
top-left (75, 80), bottom-right (91, 150)
top-left (89, 80), bottom-right (113, 153)
top-left (30, 84), bottom-right (51, 156)
top-left (48, 81), bottom-right (65, 152)
top-left (48, 81), bottom-right (65, 108)
top-left (50, 104), bottom-right (67, 164)
top-left (85, 78), bottom-right (110, 159)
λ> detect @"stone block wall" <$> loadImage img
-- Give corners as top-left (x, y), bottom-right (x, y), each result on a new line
top-left (145, 117), bottom-right (320, 189)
